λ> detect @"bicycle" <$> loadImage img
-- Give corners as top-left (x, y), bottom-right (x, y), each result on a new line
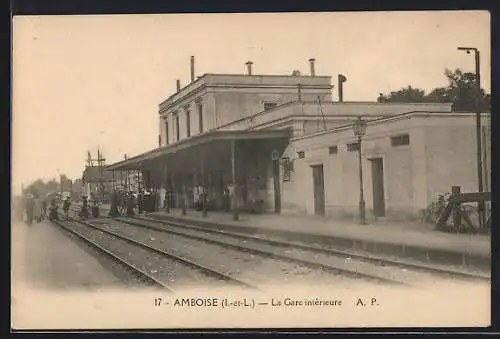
top-left (420, 194), bottom-right (484, 234)
top-left (419, 193), bottom-right (449, 226)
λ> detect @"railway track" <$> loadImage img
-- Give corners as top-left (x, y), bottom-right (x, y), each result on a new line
top-left (67, 205), bottom-right (489, 285)
top-left (52, 214), bottom-right (257, 291)
top-left (73, 215), bottom-right (406, 287)
top-left (138, 214), bottom-right (490, 283)
top-left (51, 218), bottom-right (173, 291)
top-left (121, 215), bottom-right (490, 286)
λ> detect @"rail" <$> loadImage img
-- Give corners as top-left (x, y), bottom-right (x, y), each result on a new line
top-left (114, 217), bottom-right (410, 286)
top-left (67, 205), bottom-right (490, 281)
top-left (51, 219), bottom-right (174, 291)
top-left (69, 217), bottom-right (257, 290)
top-left (135, 214), bottom-right (490, 282)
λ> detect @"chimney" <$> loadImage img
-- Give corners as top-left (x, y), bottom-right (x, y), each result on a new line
top-left (309, 58), bottom-right (316, 76)
top-left (338, 74), bottom-right (347, 102)
top-left (246, 61), bottom-right (253, 75)
top-left (190, 56), bottom-right (195, 82)
top-left (176, 79), bottom-right (181, 92)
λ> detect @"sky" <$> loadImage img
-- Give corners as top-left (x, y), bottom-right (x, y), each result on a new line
top-left (12, 10), bottom-right (490, 195)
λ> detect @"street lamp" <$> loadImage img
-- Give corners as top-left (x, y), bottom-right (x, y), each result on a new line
top-left (457, 46), bottom-right (485, 228)
top-left (353, 116), bottom-right (367, 225)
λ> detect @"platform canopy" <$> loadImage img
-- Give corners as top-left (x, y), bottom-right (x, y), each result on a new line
top-left (105, 129), bottom-right (292, 172)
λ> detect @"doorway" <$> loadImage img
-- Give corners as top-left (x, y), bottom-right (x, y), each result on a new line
top-left (370, 158), bottom-right (386, 217)
top-left (311, 164), bottom-right (325, 215)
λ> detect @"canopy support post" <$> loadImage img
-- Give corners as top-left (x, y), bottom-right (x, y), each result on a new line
top-left (201, 151), bottom-right (207, 218)
top-left (231, 139), bottom-right (239, 221)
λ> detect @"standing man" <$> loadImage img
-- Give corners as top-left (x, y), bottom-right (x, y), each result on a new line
top-left (126, 192), bottom-right (135, 216)
top-left (40, 197), bottom-right (47, 221)
top-left (143, 190), bottom-right (151, 212)
top-left (137, 190), bottom-right (144, 214)
top-left (33, 194), bottom-right (42, 223)
top-left (91, 200), bottom-right (100, 218)
top-left (223, 186), bottom-right (231, 212)
top-left (63, 196), bottom-right (71, 219)
top-left (48, 199), bottom-right (59, 221)
top-left (79, 195), bottom-right (89, 218)
top-left (108, 190), bottom-right (119, 217)
top-left (153, 190), bottom-right (159, 212)
top-left (24, 194), bottom-right (34, 225)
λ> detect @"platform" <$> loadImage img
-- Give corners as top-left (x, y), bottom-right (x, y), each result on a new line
top-left (11, 219), bottom-right (123, 291)
top-left (83, 203), bottom-right (491, 270)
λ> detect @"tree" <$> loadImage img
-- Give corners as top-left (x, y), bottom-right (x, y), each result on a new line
top-left (24, 177), bottom-right (63, 197)
top-left (377, 86), bottom-right (426, 103)
top-left (424, 87), bottom-right (451, 103)
top-left (441, 68), bottom-right (490, 112)
top-left (377, 68), bottom-right (491, 112)
top-left (25, 179), bottom-right (45, 196)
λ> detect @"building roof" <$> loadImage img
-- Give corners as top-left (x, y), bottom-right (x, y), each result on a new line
top-left (291, 111), bottom-right (491, 142)
top-left (105, 129), bottom-right (292, 171)
top-left (82, 166), bottom-right (114, 183)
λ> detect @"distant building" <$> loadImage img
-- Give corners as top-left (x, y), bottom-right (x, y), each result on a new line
top-left (60, 176), bottom-right (73, 193)
top-left (82, 166), bottom-right (113, 199)
top-left (72, 178), bottom-right (84, 196)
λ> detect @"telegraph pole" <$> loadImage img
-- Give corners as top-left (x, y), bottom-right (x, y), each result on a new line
top-left (457, 47), bottom-right (485, 228)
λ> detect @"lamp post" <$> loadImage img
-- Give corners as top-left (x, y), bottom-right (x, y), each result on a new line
top-left (353, 116), bottom-right (367, 225)
top-left (457, 46), bottom-right (485, 228)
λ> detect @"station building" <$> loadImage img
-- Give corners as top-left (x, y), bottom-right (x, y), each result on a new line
top-left (105, 58), bottom-right (491, 222)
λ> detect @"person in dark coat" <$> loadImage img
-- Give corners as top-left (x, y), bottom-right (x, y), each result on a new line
top-left (82, 195), bottom-right (88, 210)
top-left (48, 200), bottom-right (59, 221)
top-left (108, 190), bottom-right (119, 217)
top-left (41, 198), bottom-right (47, 221)
top-left (33, 194), bottom-right (43, 223)
top-left (143, 190), bottom-right (151, 213)
top-left (152, 191), bottom-right (159, 212)
top-left (91, 200), bottom-right (100, 218)
top-left (223, 187), bottom-right (231, 212)
top-left (137, 190), bottom-right (144, 214)
top-left (63, 196), bottom-right (71, 219)
top-left (126, 192), bottom-right (135, 216)
top-left (78, 195), bottom-right (89, 218)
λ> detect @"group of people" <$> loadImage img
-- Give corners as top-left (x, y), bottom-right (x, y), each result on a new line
top-left (108, 189), bottom-right (161, 217)
top-left (23, 193), bottom-right (61, 225)
top-left (22, 193), bottom-right (102, 225)
top-left (23, 194), bottom-right (46, 225)
top-left (87, 196), bottom-right (101, 218)
top-left (76, 195), bottom-right (101, 219)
